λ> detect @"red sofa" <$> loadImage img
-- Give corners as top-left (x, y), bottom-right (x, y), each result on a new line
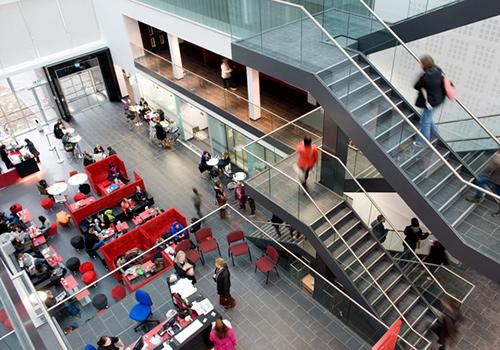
top-left (0, 168), bottom-right (20, 189)
top-left (85, 154), bottom-right (128, 196)
top-left (142, 208), bottom-right (188, 244)
top-left (66, 171), bottom-right (145, 230)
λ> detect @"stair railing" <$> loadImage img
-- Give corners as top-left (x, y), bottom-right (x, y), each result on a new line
top-left (271, 0), bottom-right (500, 202)
top-left (243, 125), bottom-right (431, 347)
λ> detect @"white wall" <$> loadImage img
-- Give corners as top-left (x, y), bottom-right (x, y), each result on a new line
top-left (0, 0), bottom-right (103, 77)
top-left (92, 0), bottom-right (232, 75)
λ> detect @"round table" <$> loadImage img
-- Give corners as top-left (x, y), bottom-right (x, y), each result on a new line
top-left (63, 127), bottom-right (75, 135)
top-left (68, 173), bottom-right (88, 186)
top-left (206, 158), bottom-right (219, 167)
top-left (68, 135), bottom-right (82, 143)
top-left (233, 172), bottom-right (247, 181)
top-left (47, 182), bottom-right (68, 195)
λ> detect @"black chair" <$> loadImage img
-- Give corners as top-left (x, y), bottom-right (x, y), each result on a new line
top-left (92, 294), bottom-right (108, 311)
top-left (66, 257), bottom-right (81, 274)
top-left (70, 236), bottom-right (84, 251)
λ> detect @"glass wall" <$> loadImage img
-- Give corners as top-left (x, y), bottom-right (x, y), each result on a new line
top-left (137, 73), bottom-right (283, 172)
top-left (0, 69), bottom-right (58, 136)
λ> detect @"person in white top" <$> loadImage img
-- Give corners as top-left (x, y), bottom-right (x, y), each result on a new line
top-left (220, 58), bottom-right (237, 91)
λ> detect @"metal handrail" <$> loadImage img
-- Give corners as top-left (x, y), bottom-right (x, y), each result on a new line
top-left (272, 0), bottom-right (499, 201)
top-left (243, 140), bottom-right (429, 346)
top-left (437, 113), bottom-right (500, 126)
top-left (393, 258), bottom-right (475, 301)
top-left (244, 108), bottom-right (467, 304)
top-left (353, 0), bottom-right (498, 145)
top-left (131, 43), bottom-right (321, 140)
top-left (42, 204), bottom-right (416, 349)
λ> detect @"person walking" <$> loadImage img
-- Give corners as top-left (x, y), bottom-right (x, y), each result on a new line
top-left (221, 58), bottom-right (236, 91)
top-left (295, 136), bottom-right (318, 191)
top-left (413, 55), bottom-right (446, 147)
top-left (402, 218), bottom-right (429, 259)
top-left (466, 150), bottom-right (500, 204)
top-left (430, 297), bottom-right (462, 350)
top-left (192, 188), bottom-right (202, 218)
top-left (371, 214), bottom-right (388, 243)
top-left (213, 258), bottom-right (235, 309)
top-left (234, 182), bottom-right (247, 210)
top-left (424, 240), bottom-right (449, 274)
top-left (209, 318), bottom-right (237, 350)
top-left (24, 139), bottom-right (40, 162)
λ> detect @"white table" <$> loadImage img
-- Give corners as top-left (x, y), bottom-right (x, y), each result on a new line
top-left (47, 183), bottom-right (68, 202)
top-left (233, 172), bottom-right (247, 181)
top-left (68, 173), bottom-right (88, 186)
top-left (68, 135), bottom-right (82, 143)
top-left (206, 158), bottom-right (219, 167)
top-left (63, 127), bottom-right (75, 135)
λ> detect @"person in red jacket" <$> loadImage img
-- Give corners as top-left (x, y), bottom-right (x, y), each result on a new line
top-left (296, 136), bottom-right (318, 191)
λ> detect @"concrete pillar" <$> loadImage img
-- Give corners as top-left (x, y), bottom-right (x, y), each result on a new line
top-left (167, 34), bottom-right (184, 80)
top-left (319, 112), bottom-right (348, 196)
top-left (246, 67), bottom-right (261, 120)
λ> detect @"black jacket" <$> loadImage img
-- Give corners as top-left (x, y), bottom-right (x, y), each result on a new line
top-left (155, 124), bottom-right (166, 140)
top-left (403, 225), bottom-right (429, 250)
top-left (414, 65), bottom-right (445, 108)
top-left (84, 234), bottom-right (99, 250)
top-left (424, 243), bottom-right (449, 266)
top-left (215, 266), bottom-right (231, 296)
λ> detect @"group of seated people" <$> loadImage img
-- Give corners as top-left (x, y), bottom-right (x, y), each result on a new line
top-left (198, 151), bottom-right (231, 178)
top-left (83, 145), bottom-right (118, 167)
top-left (1, 210), bottom-right (53, 250)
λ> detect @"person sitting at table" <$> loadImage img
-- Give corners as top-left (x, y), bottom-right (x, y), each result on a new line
top-left (217, 151), bottom-right (230, 170)
top-left (96, 212), bottom-right (111, 229)
top-left (107, 163), bottom-right (128, 184)
top-left (104, 209), bottom-right (116, 224)
top-left (174, 251), bottom-right (196, 284)
top-left (83, 150), bottom-right (94, 166)
top-left (29, 261), bottom-right (52, 281)
top-left (53, 120), bottom-right (65, 140)
top-left (96, 335), bottom-right (125, 350)
top-left (124, 247), bottom-right (143, 262)
top-left (120, 198), bottom-right (135, 219)
top-left (107, 146), bottom-right (117, 156)
top-left (198, 150), bottom-right (212, 174)
top-left (11, 225), bottom-right (29, 244)
top-left (156, 108), bottom-right (165, 122)
top-left (38, 216), bottom-right (51, 236)
top-left (154, 121), bottom-right (167, 148)
top-left (133, 186), bottom-right (148, 206)
top-left (170, 221), bottom-right (186, 242)
top-left (43, 290), bottom-right (57, 308)
top-left (84, 229), bottom-right (105, 252)
top-left (37, 179), bottom-right (50, 196)
top-left (140, 101), bottom-right (151, 117)
top-left (94, 144), bottom-right (105, 154)
top-left (18, 252), bottom-right (47, 271)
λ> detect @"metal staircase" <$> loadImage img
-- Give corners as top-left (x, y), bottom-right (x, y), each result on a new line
top-left (231, 0), bottom-right (500, 282)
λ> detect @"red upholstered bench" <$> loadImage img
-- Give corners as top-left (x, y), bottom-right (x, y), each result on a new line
top-left (0, 168), bottom-right (20, 189)
top-left (85, 155), bottom-right (128, 196)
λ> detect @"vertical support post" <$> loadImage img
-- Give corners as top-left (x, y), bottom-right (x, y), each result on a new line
top-left (246, 67), bottom-right (261, 120)
top-left (167, 34), bottom-right (184, 80)
top-left (319, 112), bottom-right (348, 196)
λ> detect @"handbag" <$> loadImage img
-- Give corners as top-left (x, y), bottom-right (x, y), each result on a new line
top-left (442, 76), bottom-right (456, 101)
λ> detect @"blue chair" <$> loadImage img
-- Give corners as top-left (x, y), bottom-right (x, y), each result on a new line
top-left (84, 345), bottom-right (96, 350)
top-left (128, 290), bottom-right (159, 332)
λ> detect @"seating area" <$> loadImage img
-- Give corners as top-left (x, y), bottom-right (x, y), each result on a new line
top-left (84, 154), bottom-right (128, 196)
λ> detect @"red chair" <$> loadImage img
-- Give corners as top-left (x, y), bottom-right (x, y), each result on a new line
top-left (0, 309), bottom-right (13, 331)
top-left (111, 285), bottom-right (126, 302)
top-left (73, 192), bottom-right (86, 202)
top-left (47, 223), bottom-right (58, 237)
top-left (9, 203), bottom-right (22, 214)
top-left (227, 230), bottom-right (251, 266)
top-left (175, 239), bottom-right (201, 264)
top-left (255, 245), bottom-right (280, 284)
top-left (79, 261), bottom-right (94, 274)
top-left (69, 170), bottom-right (78, 177)
top-left (82, 271), bottom-right (97, 286)
top-left (194, 227), bottom-right (221, 265)
top-left (40, 198), bottom-right (55, 211)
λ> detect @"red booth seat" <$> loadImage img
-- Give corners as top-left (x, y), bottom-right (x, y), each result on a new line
top-left (0, 168), bottom-right (20, 189)
top-left (141, 208), bottom-right (188, 244)
top-left (66, 171), bottom-right (145, 230)
top-left (85, 154), bottom-right (128, 196)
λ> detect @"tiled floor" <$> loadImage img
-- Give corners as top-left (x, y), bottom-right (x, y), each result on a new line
top-left (1, 101), bottom-right (498, 350)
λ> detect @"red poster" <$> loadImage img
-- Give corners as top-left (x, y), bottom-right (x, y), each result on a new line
top-left (372, 319), bottom-right (402, 350)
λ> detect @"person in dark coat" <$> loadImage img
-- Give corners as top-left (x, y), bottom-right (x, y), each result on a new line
top-left (402, 218), bottom-right (429, 259)
top-left (24, 139), bottom-right (40, 162)
top-left (0, 145), bottom-right (13, 169)
top-left (53, 120), bottom-right (65, 140)
top-left (431, 297), bottom-right (462, 350)
top-left (213, 258), bottom-right (235, 309)
top-left (155, 121), bottom-right (166, 143)
top-left (413, 55), bottom-right (446, 147)
top-left (424, 240), bottom-right (449, 274)
top-left (371, 214), bottom-right (388, 243)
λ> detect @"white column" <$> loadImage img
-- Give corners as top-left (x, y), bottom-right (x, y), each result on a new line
top-left (167, 34), bottom-right (184, 80)
top-left (246, 67), bottom-right (261, 120)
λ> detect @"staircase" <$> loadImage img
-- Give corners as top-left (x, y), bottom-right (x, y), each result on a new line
top-left (246, 154), bottom-right (441, 349)
top-left (231, 0), bottom-right (500, 282)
